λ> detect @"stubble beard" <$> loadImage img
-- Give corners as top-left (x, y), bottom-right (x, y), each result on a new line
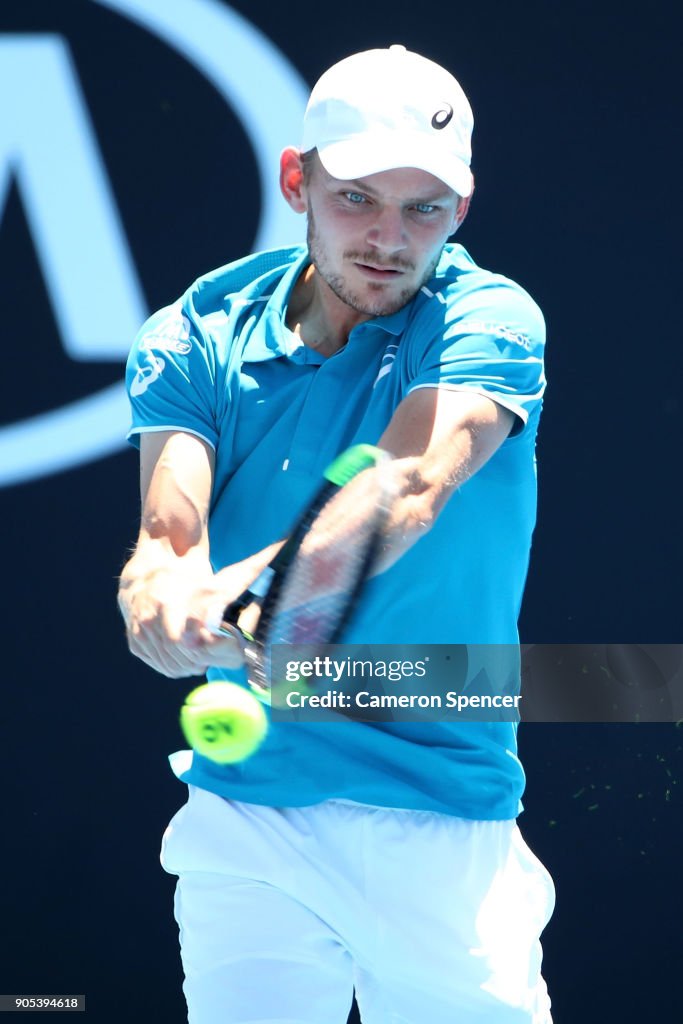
top-left (306, 212), bottom-right (442, 318)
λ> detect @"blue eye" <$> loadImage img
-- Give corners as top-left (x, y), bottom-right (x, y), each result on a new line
top-left (345, 192), bottom-right (366, 204)
top-left (414, 203), bottom-right (436, 214)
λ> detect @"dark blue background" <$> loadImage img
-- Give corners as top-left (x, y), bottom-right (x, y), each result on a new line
top-left (1, 2), bottom-right (680, 1021)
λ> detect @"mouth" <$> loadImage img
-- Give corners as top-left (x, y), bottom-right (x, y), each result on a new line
top-left (354, 262), bottom-right (406, 281)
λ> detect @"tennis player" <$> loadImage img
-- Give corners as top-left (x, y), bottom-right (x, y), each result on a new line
top-left (119, 45), bottom-right (554, 1023)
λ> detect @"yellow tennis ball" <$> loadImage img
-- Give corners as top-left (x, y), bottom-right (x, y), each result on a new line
top-left (180, 682), bottom-right (268, 764)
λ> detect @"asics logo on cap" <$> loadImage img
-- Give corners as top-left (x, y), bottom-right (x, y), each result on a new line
top-left (431, 104), bottom-right (454, 130)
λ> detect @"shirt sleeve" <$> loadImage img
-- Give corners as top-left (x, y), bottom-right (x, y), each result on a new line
top-left (407, 281), bottom-right (546, 433)
top-left (125, 300), bottom-right (219, 449)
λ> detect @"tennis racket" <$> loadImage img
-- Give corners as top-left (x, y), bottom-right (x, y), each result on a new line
top-left (180, 444), bottom-right (393, 760)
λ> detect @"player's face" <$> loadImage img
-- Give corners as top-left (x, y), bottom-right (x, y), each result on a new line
top-left (303, 158), bottom-right (463, 319)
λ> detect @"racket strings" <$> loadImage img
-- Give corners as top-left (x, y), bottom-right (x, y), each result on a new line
top-left (265, 470), bottom-right (390, 647)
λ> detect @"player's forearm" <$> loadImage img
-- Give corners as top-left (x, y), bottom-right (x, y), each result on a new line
top-left (373, 431), bottom-right (480, 570)
top-left (375, 393), bottom-right (515, 570)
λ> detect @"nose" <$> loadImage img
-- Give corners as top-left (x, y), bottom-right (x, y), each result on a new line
top-left (365, 205), bottom-right (408, 256)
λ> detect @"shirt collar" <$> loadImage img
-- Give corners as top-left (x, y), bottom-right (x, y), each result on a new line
top-left (238, 248), bottom-right (309, 363)
top-left (358, 304), bottom-right (411, 337)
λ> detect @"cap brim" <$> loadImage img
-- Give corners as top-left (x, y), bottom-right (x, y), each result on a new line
top-left (317, 134), bottom-right (473, 198)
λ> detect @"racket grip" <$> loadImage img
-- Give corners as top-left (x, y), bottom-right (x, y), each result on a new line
top-left (205, 565), bottom-right (276, 640)
top-left (204, 606), bottom-right (247, 640)
top-left (241, 565), bottom-right (275, 602)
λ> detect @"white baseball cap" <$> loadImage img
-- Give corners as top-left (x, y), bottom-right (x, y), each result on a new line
top-left (301, 45), bottom-right (474, 198)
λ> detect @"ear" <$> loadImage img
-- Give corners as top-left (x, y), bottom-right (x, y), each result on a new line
top-left (279, 147), bottom-right (307, 213)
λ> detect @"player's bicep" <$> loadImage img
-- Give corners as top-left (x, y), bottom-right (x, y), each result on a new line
top-left (378, 387), bottom-right (514, 519)
top-left (139, 431), bottom-right (215, 557)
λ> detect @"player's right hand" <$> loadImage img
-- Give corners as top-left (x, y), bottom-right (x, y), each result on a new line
top-left (117, 566), bottom-right (245, 679)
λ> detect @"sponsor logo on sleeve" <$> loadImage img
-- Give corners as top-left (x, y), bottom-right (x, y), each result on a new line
top-left (454, 320), bottom-right (533, 352)
top-left (140, 310), bottom-right (192, 355)
top-left (130, 354), bottom-right (166, 397)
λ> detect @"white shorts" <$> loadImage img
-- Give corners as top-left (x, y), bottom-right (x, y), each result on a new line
top-left (161, 787), bottom-right (555, 1024)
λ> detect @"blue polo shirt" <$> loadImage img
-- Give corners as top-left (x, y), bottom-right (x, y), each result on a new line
top-left (126, 243), bottom-right (546, 819)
